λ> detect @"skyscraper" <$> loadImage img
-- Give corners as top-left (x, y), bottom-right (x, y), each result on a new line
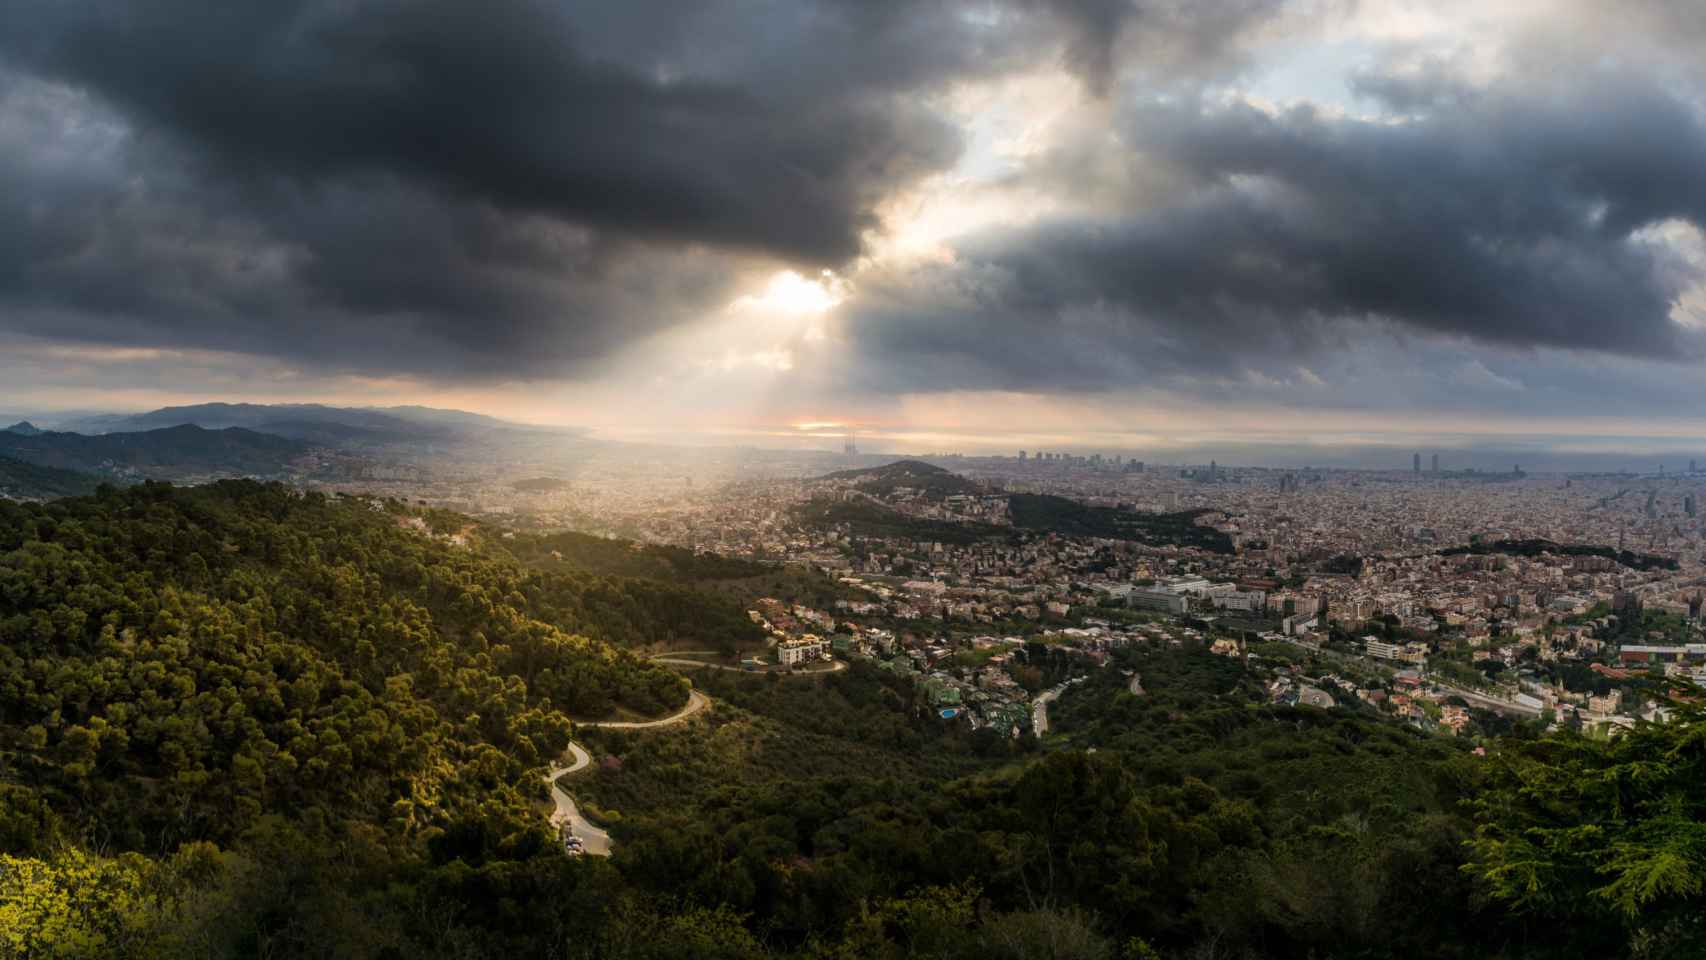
top-left (843, 432), bottom-right (858, 455)
top-left (1413, 453), bottom-right (1421, 475)
top-left (1431, 453), bottom-right (1439, 474)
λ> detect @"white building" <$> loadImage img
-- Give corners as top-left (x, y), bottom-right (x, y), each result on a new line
top-left (778, 634), bottom-right (830, 666)
top-left (1213, 589), bottom-right (1267, 613)
top-left (1364, 637), bottom-right (1402, 660)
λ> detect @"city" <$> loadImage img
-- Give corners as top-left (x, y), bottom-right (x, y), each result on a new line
top-left (404, 446), bottom-right (1706, 741)
top-left (4, 0), bottom-right (1706, 957)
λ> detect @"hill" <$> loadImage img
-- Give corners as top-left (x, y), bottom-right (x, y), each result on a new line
top-left (506, 528), bottom-right (769, 582)
top-left (1008, 493), bottom-right (1237, 553)
top-left (0, 455), bottom-right (103, 499)
top-left (57, 402), bottom-right (429, 435)
top-left (1440, 537), bottom-right (1677, 571)
top-left (791, 496), bottom-right (1009, 545)
top-left (55, 402), bottom-right (582, 444)
top-left (819, 458), bottom-right (987, 498)
top-left (0, 424), bottom-right (309, 479)
top-left (2, 421), bottom-right (42, 436)
top-left (0, 481), bottom-right (710, 846)
top-left (511, 476), bottom-right (571, 493)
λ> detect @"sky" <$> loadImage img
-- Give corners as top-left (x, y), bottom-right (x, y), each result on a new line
top-left (4, 0), bottom-right (1706, 458)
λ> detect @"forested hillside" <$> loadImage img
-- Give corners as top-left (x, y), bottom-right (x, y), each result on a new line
top-left (1, 486), bottom-right (1701, 958)
top-left (0, 425), bottom-right (309, 478)
top-left (0, 483), bottom-right (710, 852)
top-left (0, 456), bottom-right (102, 500)
top-left (1006, 495), bottom-right (1236, 553)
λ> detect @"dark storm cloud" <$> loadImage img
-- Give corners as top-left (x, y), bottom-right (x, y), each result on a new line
top-left (1034, 0), bottom-right (1294, 96)
top-left (0, 0), bottom-right (979, 265)
top-left (0, 0), bottom-right (1037, 378)
top-left (840, 70), bottom-right (1706, 393)
top-left (0, 0), bottom-right (1287, 380)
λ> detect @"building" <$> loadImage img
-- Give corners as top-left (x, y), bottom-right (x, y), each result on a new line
top-left (778, 634), bottom-right (830, 666)
top-left (1431, 453), bottom-right (1439, 474)
top-left (1128, 589), bottom-right (1190, 614)
top-left (1290, 686), bottom-right (1336, 709)
top-left (1364, 637), bottom-right (1402, 660)
top-left (1618, 643), bottom-right (1706, 665)
top-left (1212, 589), bottom-right (1267, 613)
top-left (1587, 690), bottom-right (1622, 715)
top-left (1413, 453), bottom-right (1421, 475)
top-left (1156, 575), bottom-right (1211, 594)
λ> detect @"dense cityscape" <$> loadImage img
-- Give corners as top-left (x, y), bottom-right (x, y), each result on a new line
top-left (392, 445), bottom-right (1705, 740)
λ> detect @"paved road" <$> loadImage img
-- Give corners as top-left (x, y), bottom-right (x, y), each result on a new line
top-left (547, 689), bottom-right (713, 856)
top-left (1031, 689), bottom-right (1059, 735)
top-left (544, 743), bottom-right (610, 856)
top-left (575, 689), bottom-right (711, 729)
top-left (1431, 681), bottom-right (1544, 718)
top-left (1273, 635), bottom-right (1544, 719)
top-left (652, 657), bottom-right (847, 675)
top-left (1031, 676), bottom-right (1089, 736)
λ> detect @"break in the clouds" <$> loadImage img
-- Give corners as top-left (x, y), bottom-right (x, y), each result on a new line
top-left (838, 68), bottom-right (1706, 394)
top-left (0, 0), bottom-right (998, 377)
top-left (4, 0), bottom-right (1706, 437)
top-left (0, 0), bottom-right (1311, 381)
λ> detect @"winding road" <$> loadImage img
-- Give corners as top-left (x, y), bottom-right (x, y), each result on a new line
top-left (544, 743), bottom-right (609, 855)
top-left (651, 656), bottom-right (848, 675)
top-left (544, 650), bottom-right (849, 855)
top-left (576, 689), bottom-right (712, 729)
top-left (544, 689), bottom-right (713, 856)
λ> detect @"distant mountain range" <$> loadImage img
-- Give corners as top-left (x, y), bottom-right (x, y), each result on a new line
top-left (0, 424), bottom-right (309, 480)
top-left (53, 402), bottom-right (570, 438)
top-left (34, 403), bottom-right (591, 461)
top-left (0, 402), bottom-right (598, 489)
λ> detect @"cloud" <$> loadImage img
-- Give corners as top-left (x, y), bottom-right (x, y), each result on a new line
top-left (836, 67), bottom-right (1706, 394)
top-left (1030, 0), bottom-right (1299, 96)
top-left (0, 0), bottom-right (981, 264)
top-left (5, 0), bottom-right (1706, 441)
top-left (0, 0), bottom-right (1290, 383)
top-left (0, 0), bottom-right (1031, 380)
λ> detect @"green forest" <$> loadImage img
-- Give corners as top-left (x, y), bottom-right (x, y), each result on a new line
top-left (1440, 539), bottom-right (1678, 571)
top-left (1, 484), bottom-right (1702, 958)
top-left (0, 457), bottom-right (102, 500)
top-left (790, 498), bottom-right (1009, 546)
top-left (1006, 496), bottom-right (1236, 554)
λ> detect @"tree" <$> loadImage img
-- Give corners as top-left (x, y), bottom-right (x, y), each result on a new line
top-left (1464, 696), bottom-right (1706, 958)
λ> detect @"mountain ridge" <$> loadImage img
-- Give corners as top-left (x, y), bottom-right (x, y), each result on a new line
top-left (0, 423), bottom-right (310, 479)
